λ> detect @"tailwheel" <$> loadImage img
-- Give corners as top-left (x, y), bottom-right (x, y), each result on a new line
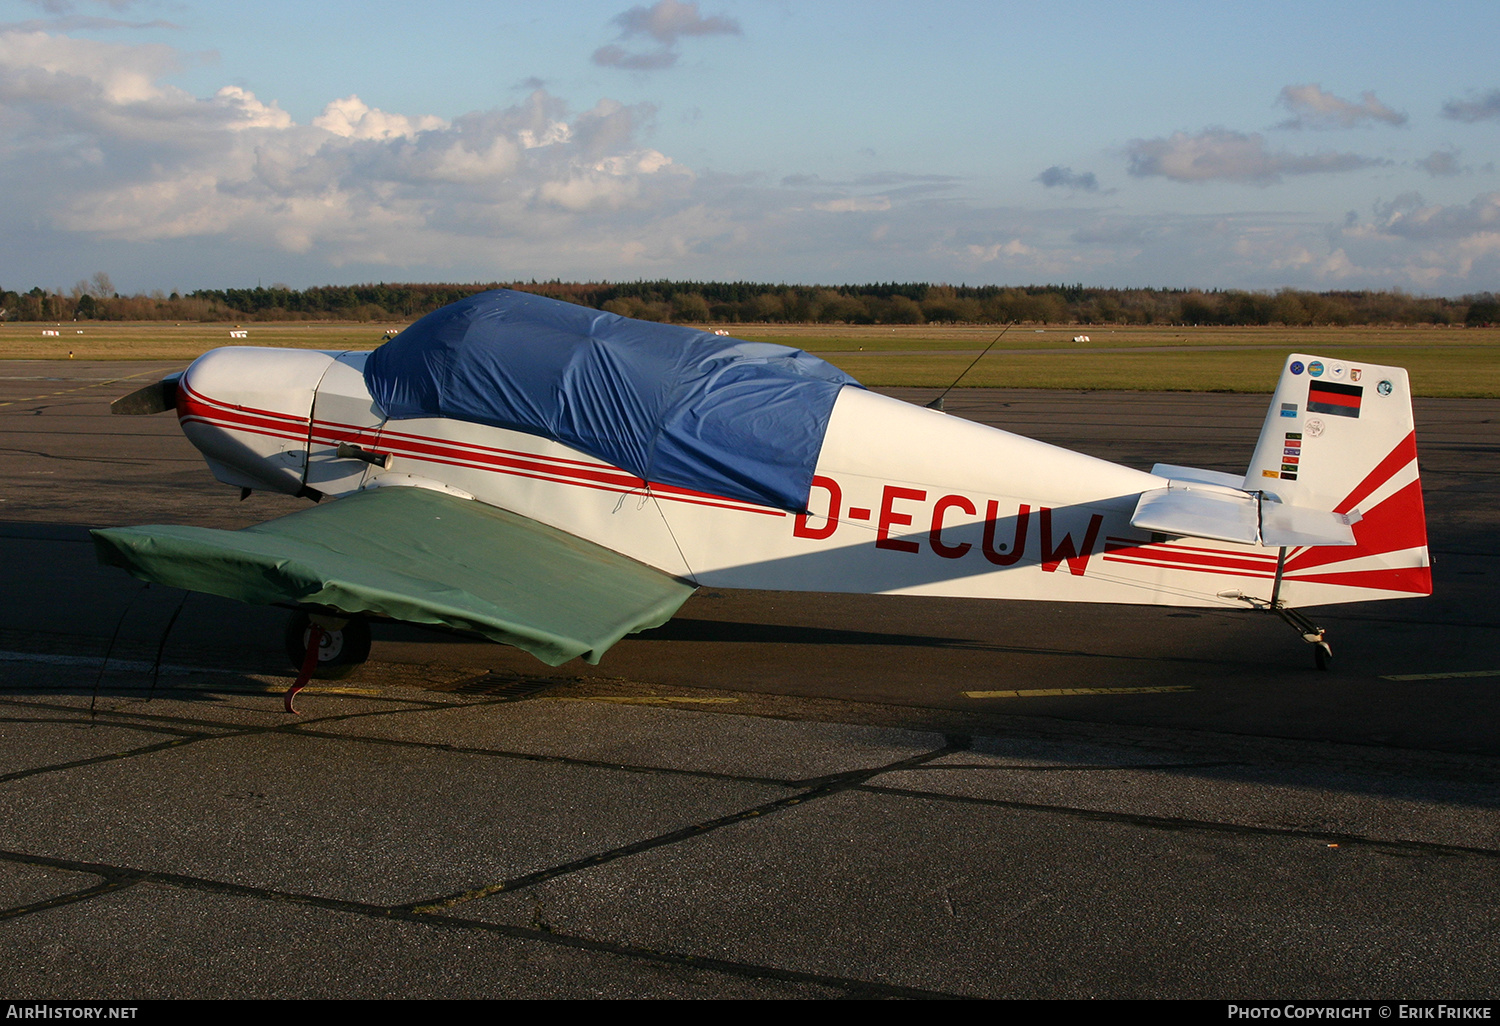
top-left (1274, 604), bottom-right (1333, 672)
top-left (283, 611), bottom-right (371, 680)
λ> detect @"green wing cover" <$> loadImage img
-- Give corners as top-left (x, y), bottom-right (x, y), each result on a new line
top-left (91, 486), bottom-right (695, 666)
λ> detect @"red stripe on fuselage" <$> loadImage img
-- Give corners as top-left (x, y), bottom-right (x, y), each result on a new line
top-left (177, 383), bottom-right (311, 445)
top-left (183, 388), bottom-right (785, 517)
top-left (1103, 540), bottom-right (1280, 578)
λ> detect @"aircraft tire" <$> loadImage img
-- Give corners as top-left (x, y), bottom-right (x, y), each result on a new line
top-left (284, 611), bottom-right (372, 680)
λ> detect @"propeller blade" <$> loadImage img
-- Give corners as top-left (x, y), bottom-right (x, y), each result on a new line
top-left (111, 372), bottom-right (182, 416)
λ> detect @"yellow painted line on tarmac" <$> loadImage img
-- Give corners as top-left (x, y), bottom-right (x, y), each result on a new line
top-left (179, 682), bottom-right (386, 697)
top-left (548, 696), bottom-right (740, 705)
top-left (0, 368), bottom-right (161, 409)
top-left (1380, 670), bottom-right (1500, 681)
top-left (121, 679), bottom-right (387, 697)
top-left (964, 685), bottom-right (1196, 699)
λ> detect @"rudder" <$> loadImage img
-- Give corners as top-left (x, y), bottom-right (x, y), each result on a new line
top-left (1245, 354), bottom-right (1430, 602)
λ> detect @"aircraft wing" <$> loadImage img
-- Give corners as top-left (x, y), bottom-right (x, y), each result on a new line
top-left (91, 486), bottom-right (696, 666)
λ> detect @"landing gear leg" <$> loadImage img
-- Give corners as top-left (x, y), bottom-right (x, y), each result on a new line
top-left (1221, 545), bottom-right (1333, 671)
top-left (1269, 544), bottom-right (1332, 671)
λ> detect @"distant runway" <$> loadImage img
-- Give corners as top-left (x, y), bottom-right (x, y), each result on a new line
top-left (1, 362), bottom-right (1497, 998)
top-left (812, 341), bottom-right (1480, 357)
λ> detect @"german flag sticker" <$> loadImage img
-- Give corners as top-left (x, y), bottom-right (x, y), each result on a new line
top-left (1307, 380), bottom-right (1362, 419)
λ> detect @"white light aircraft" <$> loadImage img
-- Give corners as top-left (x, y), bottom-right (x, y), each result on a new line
top-left (96, 290), bottom-right (1430, 706)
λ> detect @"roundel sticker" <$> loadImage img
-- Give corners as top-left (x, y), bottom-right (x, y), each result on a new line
top-left (1308, 360), bottom-right (1325, 377)
top-left (1378, 379), bottom-right (1394, 396)
top-left (1289, 360), bottom-right (1305, 375)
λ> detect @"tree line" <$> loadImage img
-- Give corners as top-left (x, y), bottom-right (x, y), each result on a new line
top-left (3, 275), bottom-right (1496, 327)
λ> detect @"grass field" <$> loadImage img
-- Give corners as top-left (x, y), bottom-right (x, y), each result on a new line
top-left (4, 320), bottom-right (1497, 396)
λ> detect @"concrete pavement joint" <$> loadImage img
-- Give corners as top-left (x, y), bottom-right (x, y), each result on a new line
top-left (0, 720), bottom-right (244, 784)
top-left (284, 723), bottom-right (800, 787)
top-left (1, 694), bottom-right (808, 790)
top-left (0, 876), bottom-right (140, 922)
top-left (899, 759), bottom-right (1249, 773)
top-left (855, 782), bottom-right (1500, 859)
top-left (0, 444), bottom-right (154, 465)
top-left (403, 739), bottom-right (972, 914)
top-left (0, 848), bottom-right (960, 1000)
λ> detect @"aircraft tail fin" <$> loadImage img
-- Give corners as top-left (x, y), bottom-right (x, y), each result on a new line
top-left (1243, 354), bottom-right (1430, 601)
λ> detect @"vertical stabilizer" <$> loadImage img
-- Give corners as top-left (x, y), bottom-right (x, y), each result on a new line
top-left (1244, 354), bottom-right (1430, 601)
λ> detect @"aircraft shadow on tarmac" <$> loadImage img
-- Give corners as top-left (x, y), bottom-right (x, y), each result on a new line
top-left (629, 615), bottom-right (1258, 666)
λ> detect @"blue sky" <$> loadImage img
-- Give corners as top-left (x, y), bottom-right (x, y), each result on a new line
top-left (2, 0), bottom-right (1498, 295)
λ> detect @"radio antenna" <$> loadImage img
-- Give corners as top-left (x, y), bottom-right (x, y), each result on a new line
top-left (925, 321), bottom-right (1014, 411)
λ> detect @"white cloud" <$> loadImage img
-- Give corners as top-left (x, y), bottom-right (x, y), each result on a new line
top-left (1126, 128), bottom-right (1384, 184)
top-left (213, 86), bottom-right (293, 130)
top-left (0, 29), bottom-right (695, 270)
top-left (1276, 84), bottom-right (1407, 129)
top-left (1035, 165), bottom-right (1099, 191)
top-left (593, 0), bottom-right (739, 70)
top-left (0, 28), bottom-right (177, 105)
top-left (596, 149), bottom-right (673, 175)
top-left (1416, 150), bottom-right (1462, 177)
top-left (591, 44), bottom-right (676, 71)
top-left (1332, 191), bottom-right (1500, 285)
top-left (1441, 89), bottom-right (1500, 123)
top-left (517, 120), bottom-right (570, 149)
top-left (312, 95), bottom-right (444, 140)
top-left (813, 196), bottom-right (891, 213)
top-left (5, 26), bottom-right (1498, 297)
top-left (1365, 191), bottom-right (1500, 240)
top-left (967, 239), bottom-right (1034, 261)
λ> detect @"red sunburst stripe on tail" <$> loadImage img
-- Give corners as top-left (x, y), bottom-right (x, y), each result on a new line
top-left (1280, 431), bottom-right (1430, 595)
top-left (1285, 565), bottom-right (1432, 594)
top-left (1285, 479), bottom-right (1427, 573)
top-left (1335, 431), bottom-right (1417, 515)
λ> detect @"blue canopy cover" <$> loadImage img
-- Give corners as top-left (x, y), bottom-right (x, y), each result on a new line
top-left (364, 290), bottom-right (860, 512)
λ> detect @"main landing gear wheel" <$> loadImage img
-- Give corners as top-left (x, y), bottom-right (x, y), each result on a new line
top-left (1313, 640), bottom-right (1333, 671)
top-left (283, 611), bottom-right (371, 680)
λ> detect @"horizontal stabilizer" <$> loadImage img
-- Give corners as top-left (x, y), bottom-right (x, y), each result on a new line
top-left (1149, 463), bottom-right (1245, 489)
top-left (1132, 484), bottom-right (1357, 547)
top-left (1131, 485), bottom-right (1260, 545)
top-left (92, 486), bottom-right (695, 666)
top-left (1259, 501), bottom-right (1358, 548)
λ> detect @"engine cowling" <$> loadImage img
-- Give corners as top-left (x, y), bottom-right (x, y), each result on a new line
top-left (176, 347), bottom-right (338, 495)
